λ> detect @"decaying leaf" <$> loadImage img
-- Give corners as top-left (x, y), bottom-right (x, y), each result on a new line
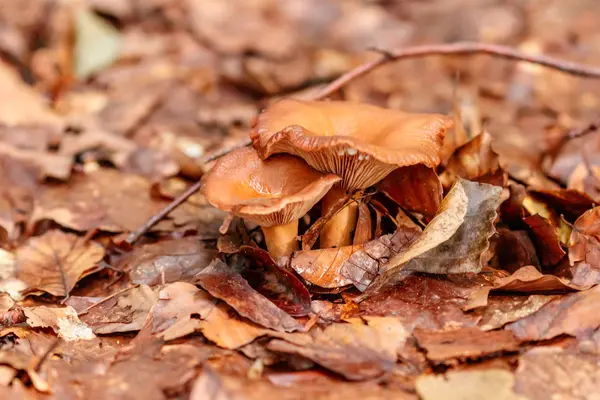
top-left (514, 348), bottom-right (600, 400)
top-left (23, 306), bottom-right (95, 341)
top-left (523, 214), bottom-right (566, 267)
top-left (379, 164), bottom-right (443, 219)
top-left (507, 284), bottom-right (600, 341)
top-left (16, 230), bottom-right (105, 297)
top-left (440, 132), bottom-right (507, 189)
top-left (30, 169), bottom-right (171, 232)
top-left (196, 259), bottom-right (302, 332)
top-left (151, 282), bottom-right (282, 349)
top-left (291, 245), bottom-right (361, 289)
top-left (490, 229), bottom-right (539, 273)
top-left (125, 237), bottom-right (217, 285)
top-left (80, 285), bottom-right (158, 334)
top-left (529, 188), bottom-right (596, 221)
top-left (353, 203), bottom-right (372, 245)
top-left (416, 369), bottom-right (527, 400)
top-left (414, 327), bottom-right (520, 364)
top-left (569, 206), bottom-right (600, 270)
top-left (363, 180), bottom-right (502, 296)
top-left (268, 319), bottom-right (408, 381)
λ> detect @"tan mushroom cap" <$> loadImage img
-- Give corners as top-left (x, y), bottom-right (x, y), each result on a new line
top-left (251, 99), bottom-right (453, 191)
top-left (200, 146), bottom-right (341, 227)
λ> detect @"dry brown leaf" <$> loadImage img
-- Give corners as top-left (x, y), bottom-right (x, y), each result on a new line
top-left (353, 203), bottom-right (372, 245)
top-left (195, 259), bottom-right (301, 332)
top-left (416, 369), bottom-right (527, 400)
top-left (363, 180), bottom-right (502, 296)
top-left (529, 188), bottom-right (597, 221)
top-left (291, 245), bottom-right (363, 289)
top-left (30, 168), bottom-right (172, 232)
top-left (151, 282), bottom-right (276, 349)
top-left (477, 295), bottom-right (558, 331)
top-left (567, 163), bottom-right (600, 202)
top-left (490, 229), bottom-right (539, 273)
top-left (569, 207), bottom-right (600, 270)
top-left (514, 348), bottom-right (600, 400)
top-left (379, 164), bottom-right (443, 219)
top-left (0, 141), bottom-right (72, 181)
top-left (414, 327), bottom-right (520, 364)
top-left (16, 230), bottom-right (105, 297)
top-left (268, 319), bottom-right (408, 381)
top-left (507, 284), bottom-right (600, 341)
top-left (22, 306), bottom-right (95, 341)
top-left (80, 285), bottom-right (158, 334)
top-left (125, 237), bottom-right (217, 285)
top-left (441, 132), bottom-right (507, 189)
top-left (523, 214), bottom-right (566, 267)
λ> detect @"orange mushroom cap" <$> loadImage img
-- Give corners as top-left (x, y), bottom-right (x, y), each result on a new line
top-left (250, 99), bottom-right (453, 191)
top-left (200, 147), bottom-right (341, 227)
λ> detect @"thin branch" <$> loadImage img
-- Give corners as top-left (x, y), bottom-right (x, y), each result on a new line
top-left (127, 41), bottom-right (600, 244)
top-left (77, 284), bottom-right (139, 316)
top-left (314, 42), bottom-right (600, 99)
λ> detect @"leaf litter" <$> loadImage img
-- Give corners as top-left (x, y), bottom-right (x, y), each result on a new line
top-left (2, 1), bottom-right (600, 398)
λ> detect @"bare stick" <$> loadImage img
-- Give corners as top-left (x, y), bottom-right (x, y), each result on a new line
top-left (127, 41), bottom-right (600, 244)
top-left (314, 42), bottom-right (600, 99)
top-left (77, 284), bottom-right (140, 316)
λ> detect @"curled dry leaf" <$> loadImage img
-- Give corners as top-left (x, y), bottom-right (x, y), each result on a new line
top-left (363, 180), bottom-right (502, 296)
top-left (16, 230), bottom-right (105, 297)
top-left (195, 259), bottom-right (302, 332)
top-left (30, 169), bottom-right (171, 233)
top-left (476, 295), bottom-right (558, 331)
top-left (440, 132), bottom-right (507, 189)
top-left (416, 369), bottom-right (526, 400)
top-left (507, 284), bottom-right (600, 341)
top-left (490, 229), bottom-right (539, 273)
top-left (529, 188), bottom-right (596, 221)
top-left (267, 319), bottom-right (408, 381)
top-left (523, 214), bottom-right (566, 267)
top-left (80, 285), bottom-right (158, 334)
top-left (514, 348), bottom-right (600, 400)
top-left (378, 164), bottom-right (443, 219)
top-left (569, 206), bottom-right (600, 270)
top-left (124, 237), bottom-right (217, 285)
top-left (291, 245), bottom-right (361, 289)
top-left (353, 202), bottom-right (372, 245)
top-left (414, 327), bottom-right (520, 364)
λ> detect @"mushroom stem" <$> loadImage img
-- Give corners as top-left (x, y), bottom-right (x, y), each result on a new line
top-left (262, 220), bottom-right (299, 261)
top-left (320, 186), bottom-right (358, 248)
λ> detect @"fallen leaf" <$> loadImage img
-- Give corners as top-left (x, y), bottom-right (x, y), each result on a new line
top-left (490, 265), bottom-right (581, 292)
top-left (477, 295), bottom-right (558, 331)
top-left (440, 132), bottom-right (507, 189)
top-left (124, 237), bottom-right (217, 285)
top-left (567, 163), bottom-right (600, 202)
top-left (490, 229), bottom-right (539, 273)
top-left (16, 230), bottom-right (105, 297)
top-left (0, 141), bottom-right (72, 181)
top-left (523, 214), bottom-right (566, 267)
top-left (569, 207), bottom-right (600, 270)
top-left (499, 183), bottom-right (526, 225)
top-left (340, 220), bottom-right (421, 291)
top-left (414, 327), bottom-right (520, 364)
top-left (22, 306), bottom-right (95, 341)
top-left (80, 285), bottom-right (158, 334)
top-left (353, 203), bottom-right (372, 245)
top-left (291, 245), bottom-right (361, 288)
top-left (364, 180), bottom-right (502, 296)
top-left (416, 369), bottom-right (526, 400)
top-left (507, 284), bottom-right (600, 341)
top-left (379, 164), bottom-right (443, 219)
top-left (195, 259), bottom-right (302, 332)
top-left (236, 245), bottom-right (312, 316)
top-left (529, 188), bottom-right (596, 221)
top-left (74, 8), bottom-right (121, 79)
top-left (30, 169), bottom-right (171, 232)
top-left (268, 320), bottom-right (407, 381)
top-left (514, 347), bottom-right (600, 400)
top-left (151, 282), bottom-right (281, 349)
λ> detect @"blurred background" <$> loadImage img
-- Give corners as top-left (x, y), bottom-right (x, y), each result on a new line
top-left (1, 0), bottom-right (600, 188)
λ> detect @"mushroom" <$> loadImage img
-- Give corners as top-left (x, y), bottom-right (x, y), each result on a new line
top-left (250, 99), bottom-right (453, 248)
top-left (201, 146), bottom-right (341, 260)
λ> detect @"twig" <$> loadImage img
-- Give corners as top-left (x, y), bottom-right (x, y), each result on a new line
top-left (314, 42), bottom-right (600, 99)
top-left (127, 41), bottom-right (600, 244)
top-left (77, 284), bottom-right (139, 316)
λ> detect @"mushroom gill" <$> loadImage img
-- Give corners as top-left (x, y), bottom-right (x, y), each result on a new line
top-left (250, 99), bottom-right (453, 249)
top-left (200, 146), bottom-right (341, 260)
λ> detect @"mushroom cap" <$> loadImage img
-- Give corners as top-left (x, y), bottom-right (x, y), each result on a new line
top-left (250, 99), bottom-right (453, 191)
top-left (200, 147), bottom-right (341, 227)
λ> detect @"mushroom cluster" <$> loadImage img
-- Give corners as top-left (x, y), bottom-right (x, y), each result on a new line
top-left (201, 99), bottom-right (453, 261)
